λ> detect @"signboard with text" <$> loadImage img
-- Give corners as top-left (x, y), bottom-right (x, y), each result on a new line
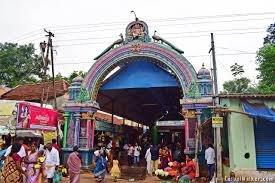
top-left (212, 117), bottom-right (223, 128)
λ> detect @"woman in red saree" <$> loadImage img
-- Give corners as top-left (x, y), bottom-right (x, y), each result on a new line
top-left (1, 143), bottom-right (27, 183)
top-left (179, 155), bottom-right (196, 182)
top-left (67, 146), bottom-right (82, 183)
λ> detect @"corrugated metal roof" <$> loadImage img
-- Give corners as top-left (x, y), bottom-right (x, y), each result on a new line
top-left (219, 93), bottom-right (275, 99)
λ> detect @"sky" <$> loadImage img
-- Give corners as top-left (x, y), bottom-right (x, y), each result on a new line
top-left (1, 0), bottom-right (275, 91)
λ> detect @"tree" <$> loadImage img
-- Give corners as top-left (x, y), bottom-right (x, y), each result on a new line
top-left (223, 77), bottom-right (252, 93)
top-left (45, 73), bottom-right (68, 82)
top-left (230, 63), bottom-right (244, 77)
top-left (0, 43), bottom-right (44, 87)
top-left (66, 71), bottom-right (86, 83)
top-left (256, 44), bottom-right (275, 93)
top-left (254, 21), bottom-right (275, 93)
top-left (223, 63), bottom-right (256, 93)
top-left (264, 23), bottom-right (275, 45)
top-left (46, 71), bottom-right (87, 84)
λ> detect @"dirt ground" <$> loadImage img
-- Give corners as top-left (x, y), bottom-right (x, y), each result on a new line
top-left (61, 173), bottom-right (162, 183)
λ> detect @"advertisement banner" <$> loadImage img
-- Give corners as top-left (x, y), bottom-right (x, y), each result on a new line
top-left (0, 101), bottom-right (17, 126)
top-left (17, 103), bottom-right (58, 131)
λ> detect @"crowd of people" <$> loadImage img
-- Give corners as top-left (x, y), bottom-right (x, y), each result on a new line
top-left (91, 141), bottom-right (217, 182)
top-left (90, 141), bottom-right (206, 182)
top-left (0, 136), bottom-right (216, 183)
top-left (0, 137), bottom-right (61, 183)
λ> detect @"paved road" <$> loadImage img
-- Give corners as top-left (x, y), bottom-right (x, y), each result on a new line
top-left (61, 173), bottom-right (161, 183)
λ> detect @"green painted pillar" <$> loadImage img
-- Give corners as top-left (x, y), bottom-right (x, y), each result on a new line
top-left (62, 112), bottom-right (69, 148)
top-left (152, 125), bottom-right (158, 145)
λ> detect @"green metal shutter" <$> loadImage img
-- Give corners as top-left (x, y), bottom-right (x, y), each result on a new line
top-left (254, 121), bottom-right (275, 169)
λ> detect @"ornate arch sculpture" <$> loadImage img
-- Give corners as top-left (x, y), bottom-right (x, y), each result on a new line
top-left (83, 41), bottom-right (198, 102)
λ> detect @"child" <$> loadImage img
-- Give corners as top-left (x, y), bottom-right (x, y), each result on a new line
top-left (34, 150), bottom-right (46, 182)
top-left (110, 155), bottom-right (120, 182)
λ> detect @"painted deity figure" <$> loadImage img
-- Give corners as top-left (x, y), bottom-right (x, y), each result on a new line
top-left (128, 23), bottom-right (145, 40)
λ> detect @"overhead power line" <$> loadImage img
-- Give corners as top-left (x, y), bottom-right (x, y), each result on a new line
top-left (9, 11), bottom-right (275, 42)
top-left (216, 47), bottom-right (252, 53)
top-left (48, 17), bottom-right (274, 32)
top-left (46, 11), bottom-right (275, 30)
top-left (55, 30), bottom-right (266, 47)
top-left (53, 27), bottom-right (265, 43)
top-left (8, 29), bottom-right (42, 42)
top-left (14, 27), bottom-right (267, 44)
top-left (51, 26), bottom-right (266, 37)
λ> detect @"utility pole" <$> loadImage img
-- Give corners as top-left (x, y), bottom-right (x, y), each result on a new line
top-left (44, 29), bottom-right (57, 109)
top-left (39, 41), bottom-right (47, 107)
top-left (209, 33), bottom-right (223, 183)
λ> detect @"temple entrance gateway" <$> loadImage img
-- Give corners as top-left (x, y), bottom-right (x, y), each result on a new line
top-left (62, 17), bottom-right (213, 168)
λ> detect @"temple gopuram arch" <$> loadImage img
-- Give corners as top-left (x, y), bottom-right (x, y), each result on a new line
top-left (62, 18), bottom-right (213, 167)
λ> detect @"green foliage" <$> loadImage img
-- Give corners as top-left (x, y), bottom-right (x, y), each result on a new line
top-left (223, 62), bottom-right (257, 93)
top-left (223, 77), bottom-right (253, 93)
top-left (66, 71), bottom-right (86, 84)
top-left (0, 43), bottom-right (44, 87)
top-left (45, 73), bottom-right (67, 82)
top-left (264, 23), bottom-right (275, 45)
top-left (256, 44), bottom-right (275, 93)
top-left (0, 42), bottom-right (87, 87)
top-left (45, 71), bottom-right (87, 84)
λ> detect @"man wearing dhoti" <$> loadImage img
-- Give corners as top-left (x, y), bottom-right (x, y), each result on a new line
top-left (45, 143), bottom-right (60, 183)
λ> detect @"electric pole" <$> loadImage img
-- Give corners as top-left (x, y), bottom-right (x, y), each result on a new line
top-left (209, 33), bottom-right (223, 183)
top-left (39, 41), bottom-right (47, 107)
top-left (44, 29), bottom-right (57, 109)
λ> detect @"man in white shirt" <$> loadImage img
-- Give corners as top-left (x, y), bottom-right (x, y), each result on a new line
top-left (45, 143), bottom-right (60, 183)
top-left (145, 145), bottom-right (152, 174)
top-left (134, 143), bottom-right (141, 166)
top-left (205, 144), bottom-right (215, 181)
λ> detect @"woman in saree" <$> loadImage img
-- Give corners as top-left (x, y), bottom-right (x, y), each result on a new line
top-left (1, 143), bottom-right (27, 183)
top-left (26, 143), bottom-right (39, 183)
top-left (179, 155), bottom-right (196, 183)
top-left (67, 146), bottom-right (82, 183)
top-left (161, 146), bottom-right (169, 169)
top-left (93, 150), bottom-right (108, 182)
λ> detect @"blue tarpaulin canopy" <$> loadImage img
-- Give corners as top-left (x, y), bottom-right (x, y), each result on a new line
top-left (98, 59), bottom-right (183, 124)
top-left (242, 101), bottom-right (275, 122)
top-left (101, 60), bottom-right (179, 90)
